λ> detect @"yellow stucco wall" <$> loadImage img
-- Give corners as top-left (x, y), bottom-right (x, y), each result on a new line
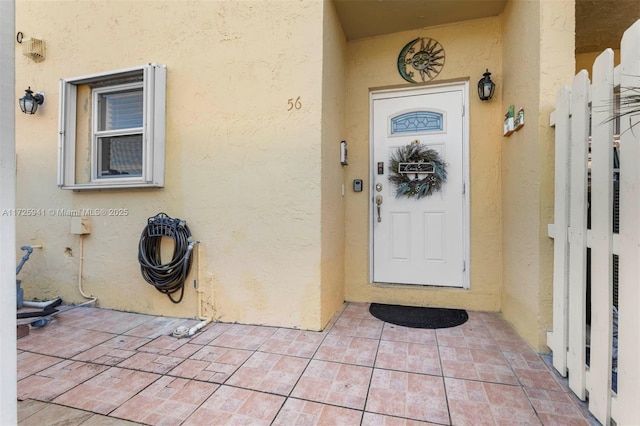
top-left (343, 17), bottom-right (504, 311)
top-left (14, 0), bottom-right (577, 345)
top-left (320, 0), bottom-right (347, 326)
top-left (576, 50), bottom-right (620, 76)
top-left (15, 0), bottom-right (334, 330)
top-left (501, 0), bottom-right (575, 352)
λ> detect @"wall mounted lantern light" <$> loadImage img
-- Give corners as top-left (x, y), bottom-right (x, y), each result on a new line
top-left (19, 87), bottom-right (45, 114)
top-left (477, 69), bottom-right (495, 101)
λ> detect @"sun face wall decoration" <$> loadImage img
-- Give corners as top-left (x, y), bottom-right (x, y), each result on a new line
top-left (397, 37), bottom-right (445, 83)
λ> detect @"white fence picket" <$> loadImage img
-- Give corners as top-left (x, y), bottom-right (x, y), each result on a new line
top-left (549, 86), bottom-right (571, 376)
top-left (588, 48), bottom-right (614, 425)
top-left (549, 19), bottom-right (640, 425)
top-left (567, 70), bottom-right (590, 399)
top-left (616, 19), bottom-right (640, 426)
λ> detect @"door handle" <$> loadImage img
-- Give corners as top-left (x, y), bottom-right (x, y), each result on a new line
top-left (375, 195), bottom-right (383, 223)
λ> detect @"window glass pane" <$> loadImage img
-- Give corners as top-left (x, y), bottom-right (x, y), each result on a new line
top-left (98, 134), bottom-right (143, 178)
top-left (391, 111), bottom-right (443, 134)
top-left (98, 89), bottom-right (143, 131)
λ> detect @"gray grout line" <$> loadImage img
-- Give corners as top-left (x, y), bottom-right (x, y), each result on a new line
top-left (358, 317), bottom-right (381, 426)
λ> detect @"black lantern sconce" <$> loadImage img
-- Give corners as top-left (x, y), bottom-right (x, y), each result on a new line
top-left (19, 87), bottom-right (45, 114)
top-left (477, 69), bottom-right (495, 101)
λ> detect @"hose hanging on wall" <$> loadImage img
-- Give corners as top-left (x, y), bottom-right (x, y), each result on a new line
top-left (138, 213), bottom-right (195, 303)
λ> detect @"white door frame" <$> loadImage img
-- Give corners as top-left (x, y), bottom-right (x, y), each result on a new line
top-left (369, 81), bottom-right (470, 288)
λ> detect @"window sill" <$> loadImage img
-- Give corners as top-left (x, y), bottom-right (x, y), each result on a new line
top-left (60, 182), bottom-right (164, 192)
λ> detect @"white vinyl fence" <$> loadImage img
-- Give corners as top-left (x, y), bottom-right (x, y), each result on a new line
top-left (547, 20), bottom-right (640, 426)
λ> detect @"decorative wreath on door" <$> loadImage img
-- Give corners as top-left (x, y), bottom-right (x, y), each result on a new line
top-left (388, 142), bottom-right (447, 199)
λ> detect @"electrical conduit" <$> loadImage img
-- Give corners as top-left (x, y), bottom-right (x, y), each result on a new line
top-left (173, 241), bottom-right (212, 338)
top-left (77, 234), bottom-right (97, 306)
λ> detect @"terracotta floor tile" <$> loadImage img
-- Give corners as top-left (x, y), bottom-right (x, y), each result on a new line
top-left (273, 398), bottom-right (363, 425)
top-left (18, 325), bottom-right (115, 358)
top-left (440, 316), bottom-right (490, 334)
top-left (438, 334), bottom-right (499, 351)
top-left (188, 322), bottom-right (234, 345)
top-left (473, 311), bottom-right (504, 324)
top-left (110, 376), bottom-right (218, 425)
top-left (314, 334), bottom-right (379, 366)
top-left (381, 323), bottom-right (437, 345)
top-left (225, 351), bottom-right (309, 395)
top-left (328, 317), bottom-right (383, 339)
top-left (182, 385), bottom-right (285, 426)
top-left (17, 399), bottom-right (94, 425)
top-left (52, 367), bottom-right (160, 415)
top-left (513, 368), bottom-right (565, 392)
top-left (74, 414), bottom-right (143, 425)
top-left (322, 305), bottom-right (346, 331)
top-left (123, 317), bottom-right (201, 339)
top-left (436, 323), bottom-right (498, 350)
top-left (210, 324), bottom-right (277, 350)
top-left (537, 415), bottom-right (593, 426)
top-left (439, 346), bottom-right (518, 385)
top-left (57, 307), bottom-right (155, 334)
top-left (459, 315), bottom-right (491, 329)
top-left (525, 388), bottom-right (591, 426)
top-left (339, 302), bottom-right (373, 319)
top-left (167, 345), bottom-right (252, 383)
top-left (362, 412), bottom-right (441, 425)
top-left (17, 399), bottom-right (49, 422)
top-left (117, 352), bottom-right (185, 375)
top-left (17, 304), bottom-right (590, 426)
top-left (504, 351), bottom-right (550, 370)
top-left (72, 335), bottom-right (152, 366)
top-left (258, 328), bottom-right (325, 358)
top-left (18, 360), bottom-right (109, 401)
top-left (495, 337), bottom-right (535, 353)
top-left (17, 352), bottom-right (64, 381)
top-left (291, 360), bottom-right (372, 410)
top-left (366, 369), bottom-right (449, 424)
top-left (485, 322), bottom-right (523, 339)
top-left (375, 340), bottom-right (441, 376)
top-left (137, 335), bottom-right (195, 355)
top-left (446, 377), bottom-right (541, 425)
top-left (136, 336), bottom-right (202, 361)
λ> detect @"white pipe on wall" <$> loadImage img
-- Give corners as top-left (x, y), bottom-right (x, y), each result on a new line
top-left (188, 242), bottom-right (212, 335)
top-left (0, 0), bottom-right (18, 422)
top-left (173, 242), bottom-right (213, 338)
top-left (77, 234), bottom-right (97, 306)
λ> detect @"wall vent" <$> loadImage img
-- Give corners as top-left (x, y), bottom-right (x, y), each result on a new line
top-left (22, 38), bottom-right (46, 62)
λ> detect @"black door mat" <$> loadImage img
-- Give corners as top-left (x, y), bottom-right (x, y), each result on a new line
top-left (369, 303), bottom-right (468, 329)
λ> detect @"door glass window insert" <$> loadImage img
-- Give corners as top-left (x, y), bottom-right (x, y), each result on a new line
top-left (390, 110), bottom-right (444, 135)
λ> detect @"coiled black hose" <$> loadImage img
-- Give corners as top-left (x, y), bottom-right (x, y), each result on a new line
top-left (138, 213), bottom-right (194, 303)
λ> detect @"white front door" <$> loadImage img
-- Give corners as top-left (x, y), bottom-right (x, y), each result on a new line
top-left (371, 84), bottom-right (468, 288)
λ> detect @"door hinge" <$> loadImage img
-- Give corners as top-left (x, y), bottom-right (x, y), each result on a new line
top-left (463, 260), bottom-right (466, 272)
top-left (462, 105), bottom-right (465, 117)
top-left (462, 182), bottom-right (466, 195)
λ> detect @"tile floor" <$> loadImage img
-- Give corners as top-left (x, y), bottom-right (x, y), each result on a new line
top-left (16, 303), bottom-right (598, 425)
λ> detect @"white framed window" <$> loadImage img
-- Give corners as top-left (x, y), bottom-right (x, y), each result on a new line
top-left (58, 63), bottom-right (166, 190)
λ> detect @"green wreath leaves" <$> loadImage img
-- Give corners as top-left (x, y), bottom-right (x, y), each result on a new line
top-left (388, 143), bottom-right (447, 199)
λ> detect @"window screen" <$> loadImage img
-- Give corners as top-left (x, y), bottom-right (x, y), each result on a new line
top-left (98, 89), bottom-right (143, 131)
top-left (98, 135), bottom-right (143, 177)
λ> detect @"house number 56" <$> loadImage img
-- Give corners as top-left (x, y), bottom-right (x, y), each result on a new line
top-left (287, 96), bottom-right (302, 111)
